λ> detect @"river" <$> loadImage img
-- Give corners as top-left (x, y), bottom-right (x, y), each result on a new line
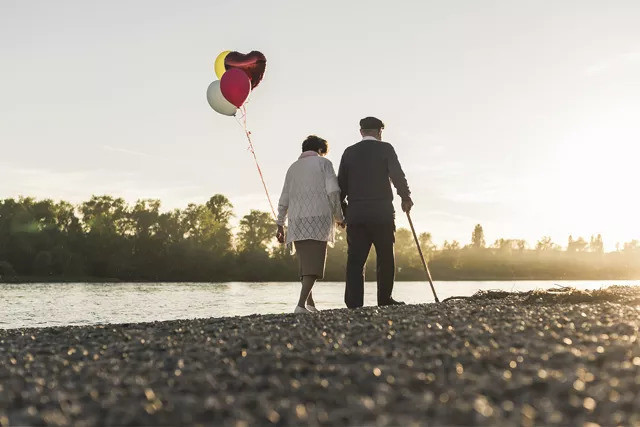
top-left (1, 280), bottom-right (638, 329)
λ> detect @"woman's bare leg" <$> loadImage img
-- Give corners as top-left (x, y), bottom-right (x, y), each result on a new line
top-left (297, 275), bottom-right (317, 308)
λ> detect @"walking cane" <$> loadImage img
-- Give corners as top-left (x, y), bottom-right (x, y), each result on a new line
top-left (406, 211), bottom-right (440, 303)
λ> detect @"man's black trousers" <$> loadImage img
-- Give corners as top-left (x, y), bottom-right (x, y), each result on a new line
top-left (345, 222), bottom-right (395, 308)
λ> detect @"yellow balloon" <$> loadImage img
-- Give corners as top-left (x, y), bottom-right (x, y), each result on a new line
top-left (214, 50), bottom-right (231, 79)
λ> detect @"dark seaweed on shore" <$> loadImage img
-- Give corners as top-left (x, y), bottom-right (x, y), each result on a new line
top-left (2, 285), bottom-right (640, 426)
top-left (444, 285), bottom-right (640, 305)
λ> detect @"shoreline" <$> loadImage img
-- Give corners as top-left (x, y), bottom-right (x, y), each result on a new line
top-left (2, 286), bottom-right (640, 425)
top-left (2, 276), bottom-right (640, 284)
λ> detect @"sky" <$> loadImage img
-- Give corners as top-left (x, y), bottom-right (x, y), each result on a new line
top-left (1, 0), bottom-right (639, 250)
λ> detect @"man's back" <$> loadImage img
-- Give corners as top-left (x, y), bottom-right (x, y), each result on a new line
top-left (338, 139), bottom-right (410, 224)
top-left (341, 117), bottom-right (410, 308)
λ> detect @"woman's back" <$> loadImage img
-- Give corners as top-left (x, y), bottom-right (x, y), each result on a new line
top-left (285, 156), bottom-right (332, 219)
top-left (277, 153), bottom-right (341, 245)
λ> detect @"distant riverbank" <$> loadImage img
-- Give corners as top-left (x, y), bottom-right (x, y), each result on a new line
top-left (3, 273), bottom-right (640, 284)
top-left (1, 285), bottom-right (639, 425)
top-left (1, 276), bottom-right (122, 284)
top-left (3, 195), bottom-right (639, 286)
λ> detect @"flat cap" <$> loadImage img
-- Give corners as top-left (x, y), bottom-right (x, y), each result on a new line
top-left (359, 116), bottom-right (385, 130)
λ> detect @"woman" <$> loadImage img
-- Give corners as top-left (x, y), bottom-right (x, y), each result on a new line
top-left (276, 135), bottom-right (345, 313)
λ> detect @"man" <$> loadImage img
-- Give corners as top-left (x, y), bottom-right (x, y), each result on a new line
top-left (338, 116), bottom-right (413, 308)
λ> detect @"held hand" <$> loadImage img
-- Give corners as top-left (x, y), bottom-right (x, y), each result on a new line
top-left (276, 225), bottom-right (285, 244)
top-left (401, 198), bottom-right (414, 213)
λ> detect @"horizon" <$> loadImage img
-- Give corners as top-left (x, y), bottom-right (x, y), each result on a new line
top-left (2, 1), bottom-right (639, 251)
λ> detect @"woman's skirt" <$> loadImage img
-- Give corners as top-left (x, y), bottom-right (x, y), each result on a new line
top-left (294, 239), bottom-right (328, 279)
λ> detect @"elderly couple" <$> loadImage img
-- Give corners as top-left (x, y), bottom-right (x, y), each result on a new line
top-left (276, 116), bottom-right (414, 313)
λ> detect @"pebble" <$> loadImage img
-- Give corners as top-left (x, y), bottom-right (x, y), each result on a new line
top-left (1, 286), bottom-right (640, 425)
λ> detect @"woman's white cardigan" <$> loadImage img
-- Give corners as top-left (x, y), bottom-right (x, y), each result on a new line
top-left (276, 152), bottom-right (344, 245)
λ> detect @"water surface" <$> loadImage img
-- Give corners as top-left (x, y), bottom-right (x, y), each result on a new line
top-left (1, 280), bottom-right (637, 329)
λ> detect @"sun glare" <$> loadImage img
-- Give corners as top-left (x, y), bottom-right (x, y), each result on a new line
top-left (539, 121), bottom-right (640, 249)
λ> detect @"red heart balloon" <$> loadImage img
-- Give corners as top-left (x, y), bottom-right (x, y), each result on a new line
top-left (224, 51), bottom-right (267, 89)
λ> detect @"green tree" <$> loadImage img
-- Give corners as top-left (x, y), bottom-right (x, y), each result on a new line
top-left (567, 235), bottom-right (588, 252)
top-left (442, 240), bottom-right (460, 251)
top-left (0, 198), bottom-right (52, 274)
top-left (130, 199), bottom-right (161, 238)
top-left (395, 228), bottom-right (420, 268)
top-left (81, 195), bottom-right (131, 235)
top-left (235, 210), bottom-right (276, 281)
top-left (80, 196), bottom-right (132, 277)
top-left (536, 236), bottom-right (557, 251)
top-left (418, 232), bottom-right (436, 254)
top-left (182, 202), bottom-right (233, 255)
top-left (156, 209), bottom-right (186, 245)
top-left (206, 194), bottom-right (234, 224)
top-left (589, 234), bottom-right (604, 254)
top-left (52, 201), bottom-right (82, 234)
top-left (2, 193), bottom-right (640, 283)
top-left (237, 210), bottom-right (274, 253)
top-left (0, 260), bottom-right (16, 279)
top-left (492, 239), bottom-right (526, 252)
top-left (471, 224), bottom-right (486, 249)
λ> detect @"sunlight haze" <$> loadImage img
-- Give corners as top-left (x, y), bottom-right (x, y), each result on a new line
top-left (1, 0), bottom-right (639, 250)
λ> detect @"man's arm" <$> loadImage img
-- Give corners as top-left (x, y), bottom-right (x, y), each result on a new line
top-left (337, 152), bottom-right (349, 215)
top-left (387, 145), bottom-right (413, 211)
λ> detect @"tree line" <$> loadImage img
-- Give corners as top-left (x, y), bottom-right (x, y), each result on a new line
top-left (0, 195), bottom-right (638, 282)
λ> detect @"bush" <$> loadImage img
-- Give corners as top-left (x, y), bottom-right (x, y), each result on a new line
top-left (0, 260), bottom-right (16, 279)
top-left (32, 251), bottom-right (53, 276)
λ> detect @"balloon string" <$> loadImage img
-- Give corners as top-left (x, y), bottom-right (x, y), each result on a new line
top-left (235, 106), bottom-right (277, 220)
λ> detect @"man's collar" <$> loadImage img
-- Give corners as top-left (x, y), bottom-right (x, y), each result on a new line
top-left (362, 136), bottom-right (379, 141)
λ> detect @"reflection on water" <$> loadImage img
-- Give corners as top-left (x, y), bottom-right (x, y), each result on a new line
top-left (1, 280), bottom-right (638, 329)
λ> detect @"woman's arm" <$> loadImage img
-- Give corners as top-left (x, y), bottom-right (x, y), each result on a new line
top-left (328, 191), bottom-right (345, 224)
top-left (323, 160), bottom-right (345, 224)
top-left (276, 170), bottom-right (290, 227)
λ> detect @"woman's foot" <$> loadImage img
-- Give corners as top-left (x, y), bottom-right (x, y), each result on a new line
top-left (306, 305), bottom-right (319, 313)
top-left (294, 305), bottom-right (310, 314)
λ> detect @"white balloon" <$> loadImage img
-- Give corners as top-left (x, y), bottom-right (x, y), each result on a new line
top-left (206, 80), bottom-right (237, 116)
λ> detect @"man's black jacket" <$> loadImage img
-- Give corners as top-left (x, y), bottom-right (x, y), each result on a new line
top-left (337, 139), bottom-right (411, 225)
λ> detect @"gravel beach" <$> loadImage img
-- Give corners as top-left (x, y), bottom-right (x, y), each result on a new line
top-left (1, 286), bottom-right (640, 426)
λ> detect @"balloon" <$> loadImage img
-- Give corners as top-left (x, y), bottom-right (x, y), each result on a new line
top-left (206, 80), bottom-right (237, 116)
top-left (214, 50), bottom-right (231, 79)
top-left (220, 68), bottom-right (251, 108)
top-left (224, 51), bottom-right (267, 89)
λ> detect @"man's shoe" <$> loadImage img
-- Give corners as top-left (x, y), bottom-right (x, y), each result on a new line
top-left (379, 298), bottom-right (405, 306)
top-left (306, 305), bottom-right (319, 313)
top-left (294, 305), bottom-right (311, 314)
